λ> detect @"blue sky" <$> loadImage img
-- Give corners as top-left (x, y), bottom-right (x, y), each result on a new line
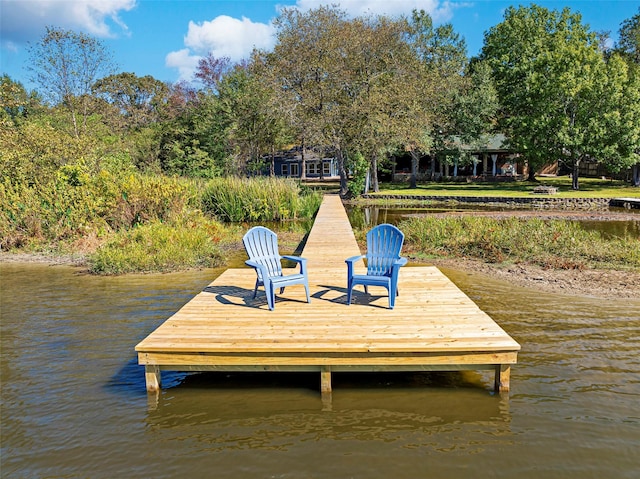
top-left (1, 0), bottom-right (638, 90)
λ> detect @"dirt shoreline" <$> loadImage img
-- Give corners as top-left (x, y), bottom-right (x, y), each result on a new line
top-left (2, 209), bottom-right (638, 300)
top-left (2, 249), bottom-right (638, 300)
top-left (427, 257), bottom-right (640, 300)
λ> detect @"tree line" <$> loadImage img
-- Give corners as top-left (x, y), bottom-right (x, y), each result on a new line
top-left (2, 4), bottom-right (639, 196)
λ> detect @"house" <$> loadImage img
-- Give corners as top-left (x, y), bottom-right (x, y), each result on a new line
top-left (392, 134), bottom-right (524, 181)
top-left (270, 147), bottom-right (340, 179)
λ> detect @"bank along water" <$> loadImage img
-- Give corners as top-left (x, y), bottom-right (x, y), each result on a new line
top-left (346, 204), bottom-right (640, 239)
top-left (2, 248), bottom-right (639, 478)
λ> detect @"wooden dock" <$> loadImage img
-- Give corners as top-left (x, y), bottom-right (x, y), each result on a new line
top-left (136, 195), bottom-right (520, 395)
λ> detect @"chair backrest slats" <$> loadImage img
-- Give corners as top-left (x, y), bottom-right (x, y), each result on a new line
top-left (365, 224), bottom-right (404, 277)
top-left (242, 226), bottom-right (283, 279)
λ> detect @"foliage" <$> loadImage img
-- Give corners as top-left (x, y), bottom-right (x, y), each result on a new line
top-left (403, 10), bottom-right (468, 188)
top-left (481, 5), bottom-right (637, 189)
top-left (26, 27), bottom-right (115, 138)
top-left (345, 151), bottom-right (369, 198)
top-left (0, 148), bottom-right (201, 250)
top-left (195, 54), bottom-right (232, 91)
top-left (617, 8), bottom-right (640, 65)
top-left (218, 62), bottom-right (292, 175)
top-left (400, 216), bottom-right (640, 270)
top-left (88, 213), bottom-right (227, 275)
top-left (451, 60), bottom-right (499, 153)
top-left (0, 75), bottom-right (43, 123)
top-left (201, 176), bottom-right (321, 222)
top-left (157, 91), bottom-right (227, 178)
top-left (92, 72), bottom-right (168, 131)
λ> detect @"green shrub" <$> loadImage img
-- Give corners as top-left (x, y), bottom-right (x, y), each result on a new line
top-left (88, 214), bottom-right (227, 274)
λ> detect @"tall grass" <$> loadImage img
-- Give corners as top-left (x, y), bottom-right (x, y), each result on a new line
top-left (88, 213), bottom-right (230, 275)
top-left (201, 176), bottom-right (322, 222)
top-left (400, 216), bottom-right (640, 270)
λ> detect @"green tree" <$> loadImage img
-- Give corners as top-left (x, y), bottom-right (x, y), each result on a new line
top-left (344, 15), bottom-right (415, 193)
top-left (481, 5), bottom-right (628, 189)
top-left (267, 5), bottom-right (349, 188)
top-left (92, 72), bottom-right (168, 131)
top-left (403, 10), bottom-right (467, 187)
top-left (616, 8), bottom-right (640, 186)
top-left (617, 8), bottom-right (640, 65)
top-left (27, 27), bottom-right (116, 138)
top-left (0, 75), bottom-right (42, 123)
top-left (217, 61), bottom-right (292, 176)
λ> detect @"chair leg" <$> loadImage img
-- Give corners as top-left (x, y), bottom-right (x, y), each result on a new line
top-left (264, 281), bottom-right (275, 311)
top-left (303, 280), bottom-right (310, 304)
top-left (389, 285), bottom-right (397, 309)
top-left (346, 280), bottom-right (353, 305)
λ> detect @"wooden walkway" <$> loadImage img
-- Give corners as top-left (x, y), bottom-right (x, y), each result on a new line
top-left (136, 195), bottom-right (520, 395)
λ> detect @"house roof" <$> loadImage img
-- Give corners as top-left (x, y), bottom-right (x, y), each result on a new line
top-left (451, 134), bottom-right (510, 152)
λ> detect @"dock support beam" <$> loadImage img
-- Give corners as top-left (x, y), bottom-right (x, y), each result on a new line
top-left (145, 365), bottom-right (162, 392)
top-left (494, 364), bottom-right (510, 392)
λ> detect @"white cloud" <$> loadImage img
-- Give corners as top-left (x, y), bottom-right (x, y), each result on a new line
top-left (0, 0), bottom-right (136, 43)
top-left (166, 15), bottom-right (275, 81)
top-left (185, 15), bottom-right (275, 59)
top-left (291, 0), bottom-right (457, 22)
top-left (165, 48), bottom-right (201, 82)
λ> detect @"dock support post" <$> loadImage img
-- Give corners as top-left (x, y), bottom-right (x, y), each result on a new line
top-left (494, 364), bottom-right (510, 392)
top-left (145, 365), bottom-right (162, 392)
top-left (321, 366), bottom-right (332, 393)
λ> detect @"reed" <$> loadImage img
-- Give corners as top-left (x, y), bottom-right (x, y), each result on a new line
top-left (400, 216), bottom-right (640, 270)
top-left (201, 176), bottom-right (322, 222)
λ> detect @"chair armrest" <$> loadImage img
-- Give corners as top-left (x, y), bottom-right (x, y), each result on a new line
top-left (394, 257), bottom-right (408, 267)
top-left (281, 255), bottom-right (308, 275)
top-left (281, 255), bottom-right (305, 265)
top-left (345, 255), bottom-right (365, 265)
top-left (345, 255), bottom-right (365, 278)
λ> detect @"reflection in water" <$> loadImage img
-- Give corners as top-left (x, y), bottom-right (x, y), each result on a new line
top-left (1, 263), bottom-right (639, 478)
top-left (347, 205), bottom-right (640, 239)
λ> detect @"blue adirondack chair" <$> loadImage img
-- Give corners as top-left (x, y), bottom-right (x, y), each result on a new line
top-left (345, 224), bottom-right (408, 309)
top-left (242, 226), bottom-right (310, 311)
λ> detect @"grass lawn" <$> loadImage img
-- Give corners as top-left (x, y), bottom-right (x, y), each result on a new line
top-left (372, 176), bottom-right (640, 198)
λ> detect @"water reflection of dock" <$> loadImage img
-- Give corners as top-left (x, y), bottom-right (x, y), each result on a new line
top-left (136, 195), bottom-right (520, 396)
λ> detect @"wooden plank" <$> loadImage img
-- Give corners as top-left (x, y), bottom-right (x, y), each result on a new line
top-left (138, 351), bottom-right (518, 366)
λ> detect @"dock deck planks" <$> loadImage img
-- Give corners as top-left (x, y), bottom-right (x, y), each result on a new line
top-left (136, 195), bottom-right (520, 394)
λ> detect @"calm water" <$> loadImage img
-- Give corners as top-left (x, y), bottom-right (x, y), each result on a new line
top-left (347, 206), bottom-right (640, 239)
top-left (1, 261), bottom-right (639, 478)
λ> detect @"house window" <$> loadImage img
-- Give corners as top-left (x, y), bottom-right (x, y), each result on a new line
top-left (306, 162), bottom-right (319, 176)
top-left (290, 163), bottom-right (299, 177)
top-left (281, 164), bottom-right (289, 176)
top-left (323, 162), bottom-right (331, 176)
